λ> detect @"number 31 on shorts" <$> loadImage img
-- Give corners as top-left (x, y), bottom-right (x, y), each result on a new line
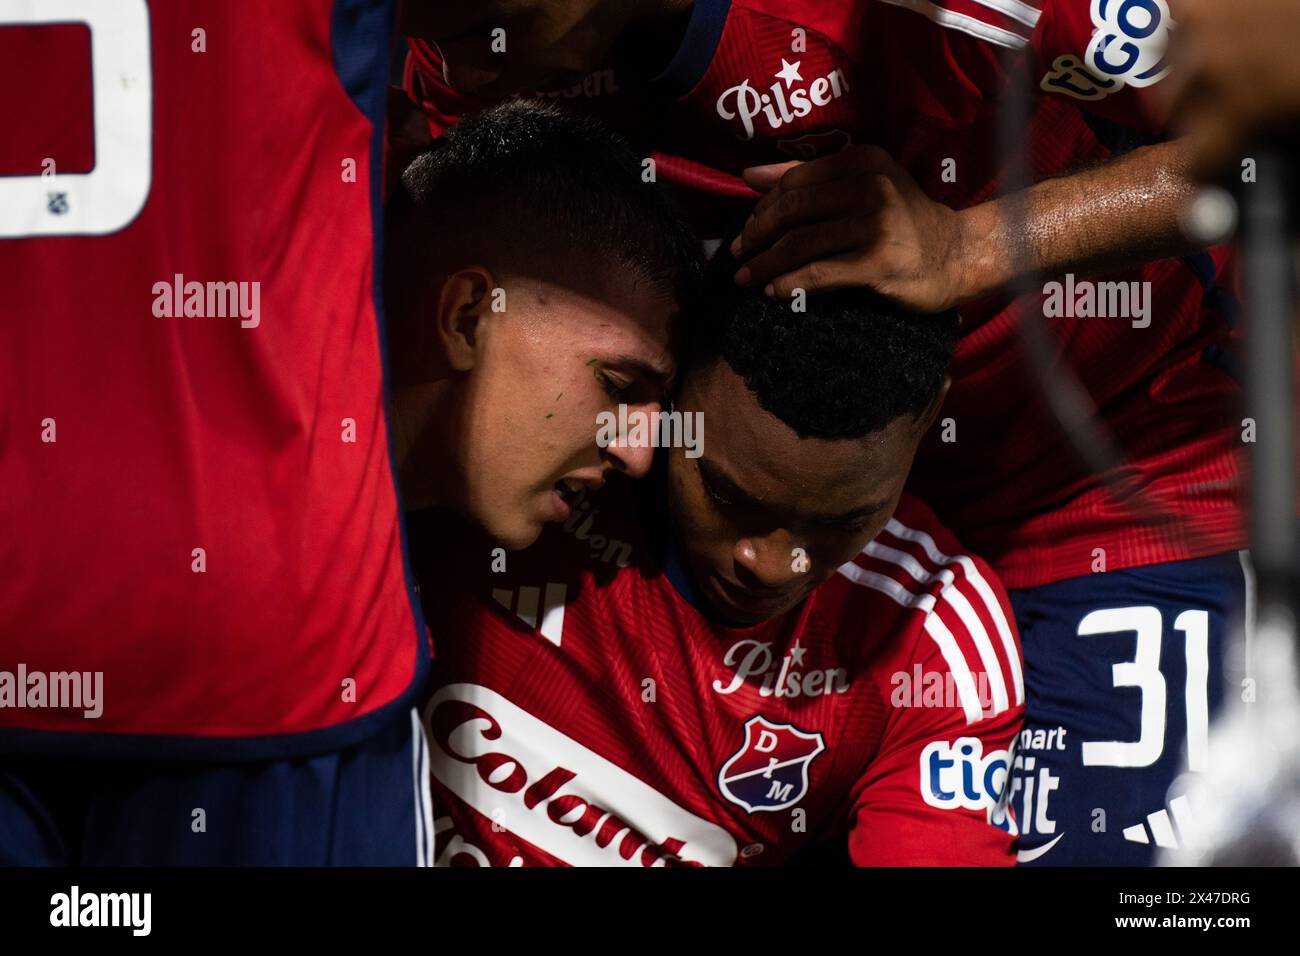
top-left (1078, 605), bottom-right (1210, 772)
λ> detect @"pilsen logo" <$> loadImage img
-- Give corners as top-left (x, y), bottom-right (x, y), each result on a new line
top-left (716, 58), bottom-right (852, 141)
top-left (712, 638), bottom-right (850, 699)
top-left (425, 684), bottom-right (738, 867)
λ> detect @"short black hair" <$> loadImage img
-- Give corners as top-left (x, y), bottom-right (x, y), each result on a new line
top-left (394, 100), bottom-right (701, 305)
top-left (687, 252), bottom-right (959, 439)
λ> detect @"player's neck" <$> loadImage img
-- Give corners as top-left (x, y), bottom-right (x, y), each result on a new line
top-left (392, 379), bottom-right (457, 511)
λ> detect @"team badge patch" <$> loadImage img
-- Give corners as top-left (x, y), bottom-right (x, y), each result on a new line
top-left (718, 716), bottom-right (825, 812)
top-left (777, 129), bottom-right (851, 161)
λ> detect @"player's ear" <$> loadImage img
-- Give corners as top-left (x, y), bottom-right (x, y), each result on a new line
top-left (434, 266), bottom-right (495, 371)
top-left (916, 375), bottom-right (951, 435)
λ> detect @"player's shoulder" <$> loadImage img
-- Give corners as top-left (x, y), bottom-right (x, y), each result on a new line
top-left (828, 493), bottom-right (1024, 723)
top-left (835, 492), bottom-right (1000, 605)
top-left (728, 0), bottom-right (1039, 59)
top-left (728, 0), bottom-right (868, 46)
top-left (867, 0), bottom-right (1045, 52)
top-left (886, 492), bottom-right (964, 556)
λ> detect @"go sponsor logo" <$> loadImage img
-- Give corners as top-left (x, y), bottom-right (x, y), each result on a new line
top-left (1084, 0), bottom-right (1173, 89)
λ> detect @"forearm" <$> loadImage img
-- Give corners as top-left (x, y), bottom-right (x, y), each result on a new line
top-left (951, 138), bottom-right (1202, 303)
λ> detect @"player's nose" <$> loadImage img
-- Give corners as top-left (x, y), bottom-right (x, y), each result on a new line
top-left (601, 400), bottom-right (659, 479)
top-left (733, 531), bottom-right (801, 591)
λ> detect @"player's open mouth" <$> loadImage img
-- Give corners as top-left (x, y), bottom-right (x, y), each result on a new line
top-left (555, 477), bottom-right (585, 505)
top-left (548, 477), bottom-right (585, 522)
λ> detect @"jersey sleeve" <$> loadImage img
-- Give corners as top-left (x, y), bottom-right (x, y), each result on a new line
top-left (1031, 0), bottom-right (1176, 131)
top-left (845, 510), bottom-right (1025, 866)
top-left (403, 39), bottom-right (475, 138)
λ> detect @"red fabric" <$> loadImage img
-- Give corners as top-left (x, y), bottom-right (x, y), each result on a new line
top-left (0, 23), bottom-right (93, 175)
top-left (0, 1), bottom-right (421, 746)
top-left (417, 493), bottom-right (1023, 867)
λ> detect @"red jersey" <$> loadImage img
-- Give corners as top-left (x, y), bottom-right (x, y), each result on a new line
top-left (406, 0), bottom-right (1245, 589)
top-left (412, 489), bottom-right (1024, 866)
top-left (0, 0), bottom-right (427, 756)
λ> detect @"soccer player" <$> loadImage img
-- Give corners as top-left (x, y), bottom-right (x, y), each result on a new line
top-left (386, 101), bottom-right (701, 548)
top-left (409, 259), bottom-right (1025, 866)
top-left (403, 0), bottom-right (1247, 865)
top-left (0, 7), bottom-right (690, 865)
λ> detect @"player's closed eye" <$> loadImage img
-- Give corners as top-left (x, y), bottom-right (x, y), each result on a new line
top-left (595, 370), bottom-right (632, 401)
top-left (595, 369), bottom-right (672, 412)
top-left (699, 469), bottom-right (736, 509)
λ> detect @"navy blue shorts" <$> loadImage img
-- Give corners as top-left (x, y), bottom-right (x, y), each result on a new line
top-left (1009, 551), bottom-right (1250, 866)
top-left (0, 708), bottom-right (434, 866)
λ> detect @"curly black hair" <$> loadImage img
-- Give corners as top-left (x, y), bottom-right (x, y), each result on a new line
top-left (688, 252), bottom-right (959, 439)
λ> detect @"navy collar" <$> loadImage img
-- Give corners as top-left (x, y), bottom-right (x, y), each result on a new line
top-left (659, 527), bottom-right (708, 610)
top-left (650, 0), bottom-right (732, 98)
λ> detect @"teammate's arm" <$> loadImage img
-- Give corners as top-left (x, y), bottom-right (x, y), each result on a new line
top-left (847, 687), bottom-right (1023, 866)
top-left (728, 136), bottom-right (1199, 310)
top-left (731, 0), bottom-right (1199, 310)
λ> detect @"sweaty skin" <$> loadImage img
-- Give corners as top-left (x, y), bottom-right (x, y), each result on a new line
top-left (730, 139), bottom-right (1201, 310)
